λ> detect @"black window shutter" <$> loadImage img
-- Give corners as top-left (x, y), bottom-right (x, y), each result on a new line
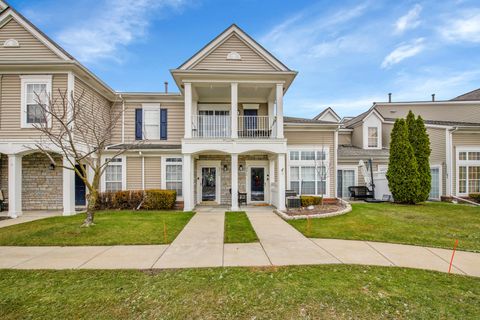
top-left (135, 108), bottom-right (143, 140)
top-left (160, 108), bottom-right (168, 140)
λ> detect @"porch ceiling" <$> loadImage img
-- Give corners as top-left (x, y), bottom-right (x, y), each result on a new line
top-left (194, 83), bottom-right (274, 102)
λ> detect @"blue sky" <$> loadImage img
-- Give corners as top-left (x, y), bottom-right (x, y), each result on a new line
top-left (9, 0), bottom-right (480, 118)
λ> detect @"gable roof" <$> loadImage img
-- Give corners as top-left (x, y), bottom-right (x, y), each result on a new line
top-left (177, 24), bottom-right (291, 72)
top-left (451, 88), bottom-right (480, 101)
top-left (344, 107), bottom-right (384, 128)
top-left (313, 107), bottom-right (341, 122)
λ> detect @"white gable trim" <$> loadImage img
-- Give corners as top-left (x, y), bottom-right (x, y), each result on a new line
top-left (0, 9), bottom-right (71, 61)
top-left (179, 25), bottom-right (288, 71)
top-left (314, 107), bottom-right (341, 122)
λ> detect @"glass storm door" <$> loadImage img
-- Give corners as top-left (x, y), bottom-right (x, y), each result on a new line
top-left (250, 167), bottom-right (265, 201)
top-left (337, 169), bottom-right (355, 198)
top-left (202, 167), bottom-right (216, 201)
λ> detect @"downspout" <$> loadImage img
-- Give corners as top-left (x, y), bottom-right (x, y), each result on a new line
top-left (449, 127), bottom-right (458, 196)
top-left (119, 94), bottom-right (125, 144)
top-left (446, 126), bottom-right (458, 196)
top-left (333, 126), bottom-right (339, 198)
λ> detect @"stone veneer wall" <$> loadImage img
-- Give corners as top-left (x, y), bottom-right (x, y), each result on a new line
top-left (196, 154), bottom-right (268, 205)
top-left (0, 154), bottom-right (8, 201)
top-left (22, 153), bottom-right (63, 210)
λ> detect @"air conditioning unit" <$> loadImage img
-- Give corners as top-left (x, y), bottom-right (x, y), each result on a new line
top-left (286, 197), bottom-right (301, 208)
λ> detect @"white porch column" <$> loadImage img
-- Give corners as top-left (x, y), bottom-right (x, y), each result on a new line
top-left (63, 156), bottom-right (76, 216)
top-left (276, 83), bottom-right (284, 138)
top-left (231, 82), bottom-right (238, 138)
top-left (231, 153), bottom-right (239, 211)
top-left (182, 154), bottom-right (194, 211)
top-left (269, 157), bottom-right (275, 205)
top-left (184, 82), bottom-right (192, 138)
top-left (277, 153), bottom-right (286, 210)
top-left (8, 154), bottom-right (22, 218)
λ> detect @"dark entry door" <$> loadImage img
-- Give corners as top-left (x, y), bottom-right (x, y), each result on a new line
top-left (250, 167), bottom-right (265, 201)
top-left (243, 109), bottom-right (258, 132)
top-left (75, 165), bottom-right (86, 206)
top-left (202, 167), bottom-right (216, 201)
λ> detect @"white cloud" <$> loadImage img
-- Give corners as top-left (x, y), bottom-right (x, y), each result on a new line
top-left (260, 2), bottom-right (371, 61)
top-left (395, 4), bottom-right (422, 34)
top-left (57, 0), bottom-right (187, 63)
top-left (440, 10), bottom-right (480, 43)
top-left (381, 38), bottom-right (425, 69)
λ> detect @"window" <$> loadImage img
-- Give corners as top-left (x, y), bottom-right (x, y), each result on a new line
top-left (429, 167), bottom-right (441, 200)
top-left (337, 169), bottom-right (355, 198)
top-left (165, 157), bottom-right (183, 197)
top-left (144, 108), bottom-right (160, 140)
top-left (457, 149), bottom-right (480, 195)
top-left (105, 158), bottom-right (123, 192)
top-left (21, 75), bottom-right (51, 127)
top-left (367, 127), bottom-right (378, 148)
top-left (288, 148), bottom-right (329, 196)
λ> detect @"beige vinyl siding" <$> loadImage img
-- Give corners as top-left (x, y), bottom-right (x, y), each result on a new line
top-left (382, 123), bottom-right (393, 148)
top-left (285, 130), bottom-right (336, 197)
top-left (238, 102), bottom-right (268, 116)
top-left (0, 18), bottom-right (61, 61)
top-left (428, 128), bottom-right (447, 195)
top-left (144, 156), bottom-right (161, 189)
top-left (0, 73), bottom-right (67, 139)
top-left (452, 132), bottom-right (480, 195)
top-left (126, 156), bottom-right (142, 190)
top-left (351, 126), bottom-right (363, 148)
top-left (376, 103), bottom-right (480, 124)
top-left (338, 132), bottom-right (352, 145)
top-left (192, 34), bottom-right (277, 71)
top-left (74, 77), bottom-right (112, 145)
top-left (111, 101), bottom-right (184, 144)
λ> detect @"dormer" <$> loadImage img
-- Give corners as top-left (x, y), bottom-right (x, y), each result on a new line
top-left (345, 108), bottom-right (384, 150)
top-left (313, 107), bottom-right (341, 123)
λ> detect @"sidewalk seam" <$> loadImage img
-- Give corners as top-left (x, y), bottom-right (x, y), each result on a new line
top-left (426, 247), bottom-right (467, 275)
top-left (77, 246), bottom-right (114, 269)
top-left (150, 245), bottom-right (171, 269)
top-left (10, 246), bottom-right (58, 268)
top-left (365, 242), bottom-right (396, 266)
top-left (308, 238), bottom-right (343, 263)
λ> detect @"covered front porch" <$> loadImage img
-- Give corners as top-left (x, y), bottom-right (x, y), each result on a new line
top-left (182, 150), bottom-right (286, 211)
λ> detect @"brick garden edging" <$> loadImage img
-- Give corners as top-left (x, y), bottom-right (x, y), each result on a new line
top-left (274, 198), bottom-right (352, 220)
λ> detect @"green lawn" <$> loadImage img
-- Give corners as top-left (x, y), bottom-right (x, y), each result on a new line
top-left (0, 266), bottom-right (478, 319)
top-left (289, 202), bottom-right (480, 252)
top-left (224, 211), bottom-right (258, 243)
top-left (0, 211), bottom-right (194, 246)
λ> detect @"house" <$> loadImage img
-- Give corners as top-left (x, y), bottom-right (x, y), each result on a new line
top-left (0, 1), bottom-right (478, 219)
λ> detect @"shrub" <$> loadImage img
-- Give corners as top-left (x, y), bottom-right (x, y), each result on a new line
top-left (300, 195), bottom-right (323, 207)
top-left (112, 191), bottom-right (131, 209)
top-left (143, 189), bottom-right (176, 210)
top-left (470, 193), bottom-right (480, 203)
top-left (386, 118), bottom-right (420, 204)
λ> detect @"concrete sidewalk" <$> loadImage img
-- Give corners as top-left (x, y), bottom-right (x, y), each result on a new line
top-left (0, 211), bottom-right (61, 228)
top-left (0, 206), bottom-right (478, 277)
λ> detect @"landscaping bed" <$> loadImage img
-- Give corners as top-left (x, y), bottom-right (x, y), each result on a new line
top-left (287, 201), bottom-right (346, 216)
top-left (0, 210), bottom-right (194, 246)
top-left (0, 266), bottom-right (478, 319)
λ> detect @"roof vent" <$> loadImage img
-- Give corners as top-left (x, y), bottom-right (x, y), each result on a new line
top-left (431, 94), bottom-right (435, 102)
top-left (3, 39), bottom-right (19, 47)
top-left (227, 51), bottom-right (241, 60)
top-left (388, 93), bottom-right (392, 103)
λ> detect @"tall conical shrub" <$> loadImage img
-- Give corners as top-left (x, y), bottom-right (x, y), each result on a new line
top-left (412, 115), bottom-right (431, 201)
top-left (386, 118), bottom-right (420, 204)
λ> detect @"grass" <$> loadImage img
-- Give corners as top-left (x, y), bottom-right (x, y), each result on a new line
top-left (0, 266), bottom-right (478, 319)
top-left (289, 202), bottom-right (480, 252)
top-left (0, 210), bottom-right (194, 246)
top-left (224, 211), bottom-right (258, 243)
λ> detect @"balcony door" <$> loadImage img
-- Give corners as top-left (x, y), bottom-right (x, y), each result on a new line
top-left (198, 110), bottom-right (230, 138)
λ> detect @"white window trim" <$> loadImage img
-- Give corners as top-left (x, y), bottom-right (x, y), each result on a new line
top-left (20, 75), bottom-right (52, 128)
top-left (287, 146), bottom-right (330, 197)
top-left (142, 103), bottom-right (161, 140)
top-left (101, 155), bottom-right (126, 192)
top-left (366, 126), bottom-right (379, 148)
top-left (429, 164), bottom-right (443, 200)
top-left (161, 155), bottom-right (184, 200)
top-left (456, 147), bottom-right (480, 196)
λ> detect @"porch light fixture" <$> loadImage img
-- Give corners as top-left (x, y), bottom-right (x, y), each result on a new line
top-left (49, 163), bottom-right (55, 170)
top-left (223, 164), bottom-right (228, 172)
top-left (239, 164), bottom-right (244, 172)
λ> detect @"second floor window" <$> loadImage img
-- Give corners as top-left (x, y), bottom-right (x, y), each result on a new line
top-left (21, 75), bottom-right (52, 128)
top-left (144, 109), bottom-right (160, 140)
top-left (368, 127), bottom-right (378, 148)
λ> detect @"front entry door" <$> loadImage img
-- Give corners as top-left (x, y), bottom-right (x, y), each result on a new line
top-left (250, 167), bottom-right (265, 202)
top-left (75, 165), bottom-right (86, 206)
top-left (202, 167), bottom-right (217, 202)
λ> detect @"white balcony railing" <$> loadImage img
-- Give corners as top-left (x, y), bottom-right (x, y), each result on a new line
top-left (191, 115), bottom-right (275, 139)
top-left (192, 115), bottom-right (231, 138)
top-left (238, 116), bottom-right (274, 138)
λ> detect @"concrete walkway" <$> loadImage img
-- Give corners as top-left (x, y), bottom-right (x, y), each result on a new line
top-left (0, 211), bottom-right (61, 228)
top-left (0, 206), bottom-right (479, 277)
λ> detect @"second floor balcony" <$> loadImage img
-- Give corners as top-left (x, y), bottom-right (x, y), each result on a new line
top-left (192, 115), bottom-right (277, 139)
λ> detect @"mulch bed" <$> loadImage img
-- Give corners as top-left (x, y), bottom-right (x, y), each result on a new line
top-left (286, 203), bottom-right (346, 216)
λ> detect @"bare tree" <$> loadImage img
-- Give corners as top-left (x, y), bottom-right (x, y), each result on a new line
top-left (314, 144), bottom-right (332, 201)
top-left (30, 88), bottom-right (137, 226)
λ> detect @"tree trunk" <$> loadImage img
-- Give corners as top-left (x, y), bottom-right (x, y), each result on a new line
top-left (82, 190), bottom-right (98, 227)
